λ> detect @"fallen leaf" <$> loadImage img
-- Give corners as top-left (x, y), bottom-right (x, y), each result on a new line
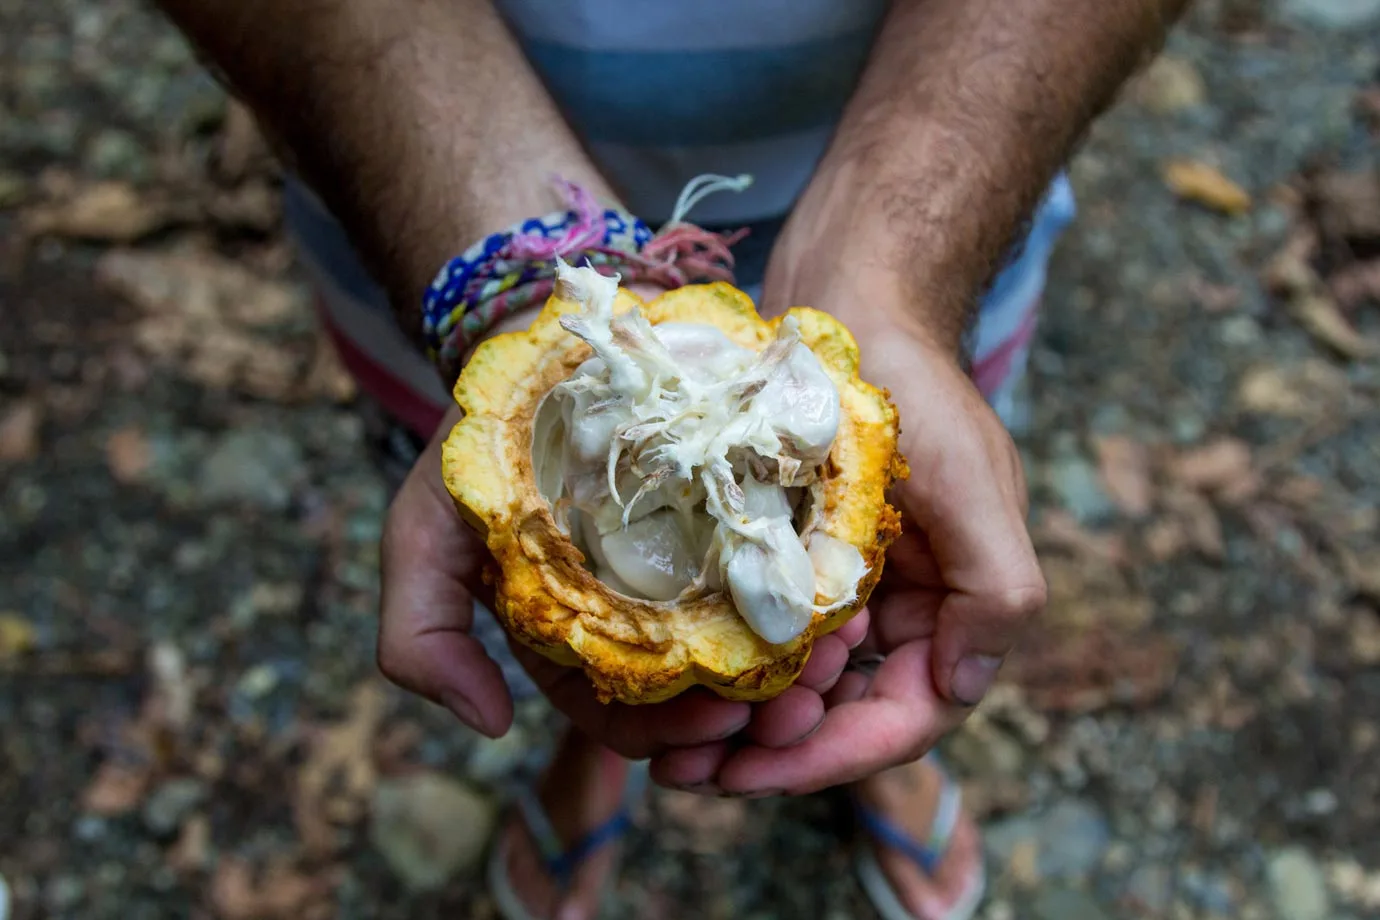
top-left (21, 181), bottom-right (189, 243)
top-left (1032, 509), bottom-right (1128, 567)
top-left (1092, 436), bottom-right (1154, 518)
top-left (657, 790), bottom-right (747, 854)
top-left (1264, 228), bottom-right (1321, 296)
top-left (0, 613), bottom-right (36, 658)
top-left (1167, 438), bottom-right (1256, 494)
top-left (302, 335), bottom-right (357, 404)
top-left (83, 761), bottom-right (151, 816)
top-left (1143, 517), bottom-right (1188, 562)
top-left (1160, 487), bottom-right (1225, 559)
top-left (1347, 608), bottom-right (1380, 665)
top-left (1041, 555), bottom-right (1152, 631)
top-left (1004, 625), bottom-right (1177, 713)
top-left (1308, 168), bottom-right (1380, 249)
top-left (210, 856), bottom-right (338, 920)
top-left (1290, 291), bottom-right (1378, 359)
top-left (1276, 476), bottom-right (1325, 507)
top-left (1162, 160), bottom-right (1252, 215)
top-left (1342, 548), bottom-right (1380, 605)
top-left (1328, 259), bottom-right (1380, 310)
top-left (95, 247), bottom-right (314, 400)
top-left (206, 182), bottom-right (281, 233)
top-left (0, 400), bottom-right (40, 463)
top-left (106, 426), bottom-right (152, 483)
top-left (294, 681), bottom-right (386, 856)
top-left (167, 813), bottom-right (211, 874)
top-left (1237, 360), bottom-right (1350, 417)
top-left (1187, 276), bottom-right (1242, 313)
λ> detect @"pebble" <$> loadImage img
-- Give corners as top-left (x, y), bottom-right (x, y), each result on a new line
top-left (83, 128), bottom-right (149, 182)
top-left (1032, 888), bottom-right (1110, 920)
top-left (1135, 55), bottom-right (1207, 114)
top-left (1125, 864), bottom-right (1174, 914)
top-left (1267, 847), bottom-right (1331, 920)
top-left (985, 798), bottom-right (1110, 882)
top-left (369, 772), bottom-right (497, 891)
top-left (44, 874), bottom-right (84, 912)
top-left (1045, 441), bottom-right (1117, 525)
top-left (141, 777), bottom-right (208, 837)
top-left (1283, 0), bottom-right (1380, 28)
top-left (466, 726), bottom-right (530, 783)
top-left (197, 429), bottom-right (306, 511)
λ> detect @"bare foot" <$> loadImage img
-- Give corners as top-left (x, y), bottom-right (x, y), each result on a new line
top-left (853, 757), bottom-right (984, 920)
top-left (495, 727), bottom-right (632, 920)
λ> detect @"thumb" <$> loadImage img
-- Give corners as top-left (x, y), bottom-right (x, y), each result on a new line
top-left (377, 415), bottom-right (514, 737)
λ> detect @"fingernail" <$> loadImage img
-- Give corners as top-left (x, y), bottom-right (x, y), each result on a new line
top-left (951, 654), bottom-right (1003, 706)
top-left (441, 691), bottom-right (483, 732)
top-left (709, 713), bottom-right (753, 742)
top-left (556, 903), bottom-right (586, 920)
top-left (787, 716), bottom-right (825, 747)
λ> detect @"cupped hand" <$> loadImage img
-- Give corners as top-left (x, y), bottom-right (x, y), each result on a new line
top-left (649, 328), bottom-right (1047, 796)
top-left (375, 281), bottom-right (868, 762)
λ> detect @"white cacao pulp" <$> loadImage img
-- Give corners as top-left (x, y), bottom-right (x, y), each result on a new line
top-left (531, 260), bottom-right (869, 644)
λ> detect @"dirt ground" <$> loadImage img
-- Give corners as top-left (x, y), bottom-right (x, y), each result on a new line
top-left (2, 1), bottom-right (1379, 918)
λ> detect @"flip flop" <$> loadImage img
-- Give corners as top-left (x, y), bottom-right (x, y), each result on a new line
top-left (488, 758), bottom-right (649, 920)
top-left (853, 754), bottom-right (987, 920)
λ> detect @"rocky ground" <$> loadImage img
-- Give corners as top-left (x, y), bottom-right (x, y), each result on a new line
top-left (2, 0), bottom-right (1380, 918)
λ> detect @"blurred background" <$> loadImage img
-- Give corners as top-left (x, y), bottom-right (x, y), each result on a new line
top-left (2, 0), bottom-right (1379, 918)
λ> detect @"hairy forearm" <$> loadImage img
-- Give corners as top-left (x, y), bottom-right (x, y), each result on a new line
top-left (767, 0), bottom-right (1192, 355)
top-left (156, 0), bottom-right (611, 342)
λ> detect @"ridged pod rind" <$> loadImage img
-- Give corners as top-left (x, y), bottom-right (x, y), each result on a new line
top-left (441, 282), bottom-right (906, 704)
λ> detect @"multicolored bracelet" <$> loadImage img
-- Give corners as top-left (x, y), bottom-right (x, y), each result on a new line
top-left (421, 174), bottom-right (752, 383)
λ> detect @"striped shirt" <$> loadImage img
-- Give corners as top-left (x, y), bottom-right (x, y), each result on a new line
top-left (286, 0), bottom-right (1076, 436)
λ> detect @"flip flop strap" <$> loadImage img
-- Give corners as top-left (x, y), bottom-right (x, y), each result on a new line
top-left (514, 785), bottom-right (633, 889)
top-left (855, 766), bottom-right (963, 877)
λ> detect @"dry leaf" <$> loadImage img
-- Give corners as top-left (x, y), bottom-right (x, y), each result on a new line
top-left (1187, 276), bottom-right (1242, 313)
top-left (1328, 259), bottom-right (1380, 310)
top-left (96, 247), bottom-right (314, 400)
top-left (210, 856), bottom-right (338, 920)
top-left (1143, 517), bottom-right (1188, 562)
top-left (0, 400), bottom-right (40, 463)
top-left (1041, 555), bottom-right (1152, 631)
top-left (1162, 160), bottom-right (1252, 215)
top-left (206, 182), bottom-right (281, 233)
top-left (1291, 292), bottom-right (1378, 359)
top-left (1264, 228), bottom-right (1321, 295)
top-left (1160, 487), bottom-right (1225, 559)
top-left (294, 681), bottom-right (386, 856)
top-left (1309, 168), bottom-right (1380, 248)
top-left (21, 181), bottom-right (188, 243)
top-left (302, 335), bottom-right (357, 404)
top-left (1168, 438), bottom-right (1255, 492)
top-left (0, 612), bottom-right (36, 658)
top-left (106, 426), bottom-right (152, 483)
top-left (1005, 625), bottom-right (1177, 714)
top-left (1342, 548), bottom-right (1380, 605)
top-left (168, 813), bottom-right (211, 874)
top-left (83, 761), bottom-right (151, 816)
top-left (1237, 360), bottom-right (1350, 417)
top-left (1092, 436), bottom-right (1154, 518)
top-left (1032, 509), bottom-right (1128, 568)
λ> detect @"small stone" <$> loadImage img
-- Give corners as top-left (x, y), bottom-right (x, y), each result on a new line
top-left (1046, 446), bottom-right (1117, 525)
top-left (1268, 847), bottom-right (1331, 920)
top-left (370, 773), bottom-right (497, 891)
top-left (0, 171), bottom-right (26, 209)
top-left (1032, 888), bottom-right (1110, 920)
top-left (1135, 55), bottom-right (1206, 114)
top-left (1126, 865), bottom-right (1174, 914)
top-left (141, 778), bottom-right (208, 837)
top-left (985, 799), bottom-right (1109, 882)
top-left (1283, 0), bottom-right (1380, 28)
top-left (84, 129), bottom-right (149, 182)
top-left (44, 874), bottom-right (84, 911)
top-left (198, 430), bottom-right (306, 511)
top-left (235, 664), bottom-right (280, 700)
top-left (466, 727), bottom-right (529, 783)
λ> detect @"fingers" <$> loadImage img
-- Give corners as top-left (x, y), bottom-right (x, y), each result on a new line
top-left (377, 420), bottom-right (514, 738)
top-left (745, 686), bottom-right (824, 748)
top-left (649, 740), bottom-right (730, 791)
top-left (512, 643), bottom-right (751, 760)
top-left (897, 399), bottom-right (1045, 708)
top-left (714, 641), bottom-right (968, 796)
top-left (796, 633), bottom-right (849, 694)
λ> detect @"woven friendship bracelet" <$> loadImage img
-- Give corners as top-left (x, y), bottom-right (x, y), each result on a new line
top-left (421, 174), bottom-right (752, 383)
